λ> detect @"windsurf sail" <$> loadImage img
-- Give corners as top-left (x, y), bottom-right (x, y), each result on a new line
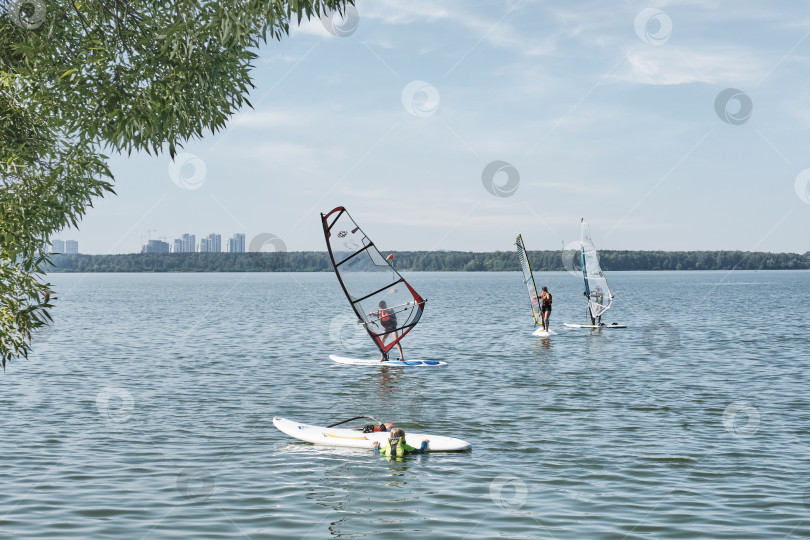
top-left (580, 218), bottom-right (613, 321)
top-left (515, 234), bottom-right (542, 326)
top-left (321, 207), bottom-right (426, 357)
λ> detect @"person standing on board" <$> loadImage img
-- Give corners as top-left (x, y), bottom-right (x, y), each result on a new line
top-left (585, 286), bottom-right (603, 326)
top-left (371, 300), bottom-right (403, 362)
top-left (540, 286), bottom-right (552, 331)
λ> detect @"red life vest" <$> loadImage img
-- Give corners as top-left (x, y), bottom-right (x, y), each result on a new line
top-left (380, 308), bottom-right (396, 326)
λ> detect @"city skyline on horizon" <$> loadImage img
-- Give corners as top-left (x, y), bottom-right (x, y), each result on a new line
top-left (140, 232), bottom-right (246, 253)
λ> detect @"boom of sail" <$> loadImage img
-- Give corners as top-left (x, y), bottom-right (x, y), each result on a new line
top-left (515, 234), bottom-right (542, 326)
top-left (321, 207), bottom-right (426, 355)
top-left (580, 218), bottom-right (613, 320)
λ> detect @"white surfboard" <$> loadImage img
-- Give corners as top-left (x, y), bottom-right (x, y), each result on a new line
top-left (564, 322), bottom-right (627, 329)
top-left (330, 354), bottom-right (447, 367)
top-left (532, 328), bottom-right (558, 337)
top-left (273, 417), bottom-right (471, 452)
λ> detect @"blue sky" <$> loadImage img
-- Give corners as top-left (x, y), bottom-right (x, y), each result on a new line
top-left (66, 0), bottom-right (810, 254)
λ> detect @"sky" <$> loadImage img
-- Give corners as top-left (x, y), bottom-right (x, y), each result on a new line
top-left (63, 0), bottom-right (810, 254)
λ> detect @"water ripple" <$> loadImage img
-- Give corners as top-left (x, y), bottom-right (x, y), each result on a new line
top-left (1, 271), bottom-right (808, 538)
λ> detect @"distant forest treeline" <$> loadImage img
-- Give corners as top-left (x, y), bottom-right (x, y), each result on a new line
top-left (47, 251), bottom-right (810, 272)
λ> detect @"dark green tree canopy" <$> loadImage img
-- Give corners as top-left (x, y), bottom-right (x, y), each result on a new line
top-left (3, 0), bottom-right (350, 154)
top-left (0, 0), bottom-right (353, 368)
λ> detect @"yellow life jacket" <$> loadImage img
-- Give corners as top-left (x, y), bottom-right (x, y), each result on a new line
top-left (382, 437), bottom-right (407, 457)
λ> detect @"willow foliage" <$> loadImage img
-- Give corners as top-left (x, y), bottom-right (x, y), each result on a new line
top-left (0, 0), bottom-right (353, 368)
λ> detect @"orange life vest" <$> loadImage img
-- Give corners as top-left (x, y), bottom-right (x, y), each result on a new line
top-left (380, 308), bottom-right (396, 327)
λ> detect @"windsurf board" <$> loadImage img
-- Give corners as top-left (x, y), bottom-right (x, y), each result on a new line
top-left (273, 417), bottom-right (471, 451)
top-left (330, 354), bottom-right (447, 367)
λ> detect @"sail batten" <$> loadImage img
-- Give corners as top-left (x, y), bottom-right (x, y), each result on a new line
top-left (321, 206), bottom-right (425, 355)
top-left (515, 234), bottom-right (542, 326)
top-left (354, 278), bottom-right (405, 304)
top-left (335, 243), bottom-right (375, 267)
top-left (580, 219), bottom-right (612, 320)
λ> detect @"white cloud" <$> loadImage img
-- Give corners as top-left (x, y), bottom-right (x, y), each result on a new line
top-left (229, 108), bottom-right (320, 130)
top-left (359, 0), bottom-right (556, 57)
top-left (343, 186), bottom-right (574, 232)
top-left (614, 46), bottom-right (770, 85)
top-left (225, 141), bottom-right (316, 163)
top-left (358, 0), bottom-right (454, 25)
top-left (779, 95), bottom-right (810, 129)
top-left (290, 16), bottom-right (333, 38)
top-left (258, 53), bottom-right (311, 66)
top-left (528, 181), bottom-right (617, 195)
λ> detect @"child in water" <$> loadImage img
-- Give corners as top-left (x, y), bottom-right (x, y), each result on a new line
top-left (373, 428), bottom-right (429, 457)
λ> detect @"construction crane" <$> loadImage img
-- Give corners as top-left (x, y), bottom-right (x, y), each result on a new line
top-left (139, 228), bottom-right (159, 252)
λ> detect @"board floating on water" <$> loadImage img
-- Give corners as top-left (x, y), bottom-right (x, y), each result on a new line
top-left (330, 354), bottom-right (446, 367)
top-left (564, 322), bottom-right (627, 329)
top-left (273, 417), bottom-right (471, 451)
top-left (532, 328), bottom-right (558, 337)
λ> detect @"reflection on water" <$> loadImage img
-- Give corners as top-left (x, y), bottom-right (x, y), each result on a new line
top-left (533, 335), bottom-right (552, 351)
top-left (375, 366), bottom-right (403, 396)
top-left (381, 456), bottom-right (416, 477)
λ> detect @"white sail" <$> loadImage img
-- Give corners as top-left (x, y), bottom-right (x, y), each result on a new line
top-left (580, 219), bottom-right (612, 320)
top-left (515, 234), bottom-right (542, 325)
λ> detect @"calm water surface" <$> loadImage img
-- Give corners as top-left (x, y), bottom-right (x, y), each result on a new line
top-left (1, 271), bottom-right (809, 539)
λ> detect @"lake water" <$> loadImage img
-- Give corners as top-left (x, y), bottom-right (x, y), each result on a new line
top-left (2, 270), bottom-right (809, 539)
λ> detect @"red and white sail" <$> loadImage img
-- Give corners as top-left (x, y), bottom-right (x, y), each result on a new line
top-left (321, 207), bottom-right (425, 354)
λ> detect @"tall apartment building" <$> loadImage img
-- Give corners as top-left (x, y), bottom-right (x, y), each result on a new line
top-left (168, 233), bottom-right (227, 253)
top-left (228, 233), bottom-right (246, 253)
top-left (51, 239), bottom-right (65, 254)
top-left (64, 240), bottom-right (79, 254)
top-left (206, 233), bottom-right (221, 253)
top-left (181, 234), bottom-right (196, 253)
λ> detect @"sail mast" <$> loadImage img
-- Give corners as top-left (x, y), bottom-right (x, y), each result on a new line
top-left (580, 218), bottom-right (590, 301)
top-left (515, 234), bottom-right (542, 326)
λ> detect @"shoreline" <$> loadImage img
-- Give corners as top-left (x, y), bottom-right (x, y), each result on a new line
top-left (46, 251), bottom-right (810, 273)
